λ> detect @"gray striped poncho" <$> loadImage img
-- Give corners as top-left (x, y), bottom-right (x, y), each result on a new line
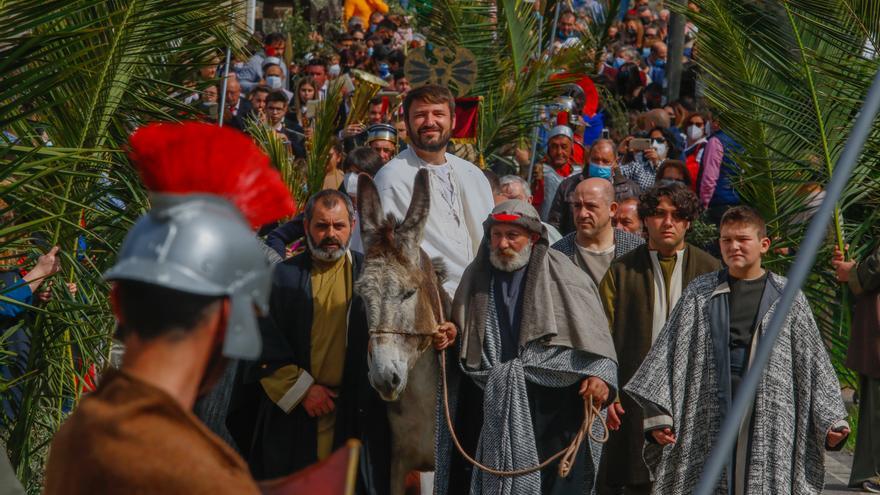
top-left (435, 284), bottom-right (618, 495)
top-left (624, 271), bottom-right (847, 494)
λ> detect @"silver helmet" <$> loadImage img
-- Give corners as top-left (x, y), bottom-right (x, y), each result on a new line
top-left (104, 193), bottom-right (271, 360)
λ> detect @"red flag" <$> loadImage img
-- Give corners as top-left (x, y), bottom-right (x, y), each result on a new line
top-left (452, 97), bottom-right (480, 144)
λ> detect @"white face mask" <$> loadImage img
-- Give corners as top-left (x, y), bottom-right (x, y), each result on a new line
top-left (687, 124), bottom-right (704, 142)
top-left (328, 64), bottom-right (341, 77)
top-left (651, 140), bottom-right (668, 160)
top-left (266, 75), bottom-right (283, 89)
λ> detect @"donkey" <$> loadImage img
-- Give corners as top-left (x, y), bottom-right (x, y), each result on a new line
top-left (354, 169), bottom-right (448, 495)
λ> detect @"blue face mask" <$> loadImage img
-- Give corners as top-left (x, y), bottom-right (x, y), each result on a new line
top-left (613, 57), bottom-right (626, 69)
top-left (557, 30), bottom-right (573, 41)
top-left (654, 59), bottom-right (667, 68)
top-left (589, 162), bottom-right (613, 180)
top-left (641, 47), bottom-right (651, 59)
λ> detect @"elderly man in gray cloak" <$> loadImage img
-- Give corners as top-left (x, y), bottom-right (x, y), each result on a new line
top-left (432, 199), bottom-right (618, 495)
top-left (624, 206), bottom-right (850, 494)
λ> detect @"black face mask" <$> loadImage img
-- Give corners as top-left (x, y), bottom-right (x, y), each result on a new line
top-left (627, 28), bottom-right (638, 37)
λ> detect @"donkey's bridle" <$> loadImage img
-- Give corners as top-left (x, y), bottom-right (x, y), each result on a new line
top-left (366, 261), bottom-right (609, 478)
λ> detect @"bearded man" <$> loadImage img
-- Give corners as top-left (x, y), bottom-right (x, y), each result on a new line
top-left (433, 200), bottom-right (618, 495)
top-left (373, 84), bottom-right (493, 294)
top-left (231, 190), bottom-right (389, 490)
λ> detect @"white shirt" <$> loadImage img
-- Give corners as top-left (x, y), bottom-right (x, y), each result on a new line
top-left (373, 148), bottom-right (494, 295)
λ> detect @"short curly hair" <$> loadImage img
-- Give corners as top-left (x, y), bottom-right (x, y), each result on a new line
top-left (638, 183), bottom-right (701, 222)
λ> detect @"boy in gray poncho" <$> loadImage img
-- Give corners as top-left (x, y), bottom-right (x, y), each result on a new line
top-left (625, 206), bottom-right (850, 494)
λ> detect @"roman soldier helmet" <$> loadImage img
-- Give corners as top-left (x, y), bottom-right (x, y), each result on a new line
top-left (104, 122), bottom-right (296, 360)
top-left (366, 122), bottom-right (398, 146)
top-left (547, 124), bottom-right (574, 142)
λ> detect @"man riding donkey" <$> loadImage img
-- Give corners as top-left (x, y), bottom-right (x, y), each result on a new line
top-left (432, 199), bottom-right (618, 495)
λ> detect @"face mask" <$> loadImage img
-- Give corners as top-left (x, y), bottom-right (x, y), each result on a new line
top-left (233, 61), bottom-right (244, 70)
top-left (641, 47), bottom-right (651, 59)
top-left (613, 57), bottom-right (626, 69)
top-left (687, 124), bottom-right (704, 141)
top-left (367, 46), bottom-right (374, 57)
top-left (589, 162), bottom-right (613, 180)
top-left (378, 63), bottom-right (390, 78)
top-left (627, 28), bottom-right (638, 37)
top-left (265, 46), bottom-right (278, 57)
top-left (266, 75), bottom-right (283, 89)
top-left (654, 59), bottom-right (667, 68)
top-left (328, 64), bottom-right (341, 77)
top-left (651, 140), bottom-right (668, 160)
top-left (557, 30), bottom-right (574, 41)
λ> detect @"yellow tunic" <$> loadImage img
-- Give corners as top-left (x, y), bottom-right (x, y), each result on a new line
top-left (310, 254), bottom-right (352, 459)
top-left (259, 254), bottom-right (352, 461)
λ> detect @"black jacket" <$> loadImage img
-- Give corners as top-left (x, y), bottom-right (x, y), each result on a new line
top-left (226, 250), bottom-right (389, 492)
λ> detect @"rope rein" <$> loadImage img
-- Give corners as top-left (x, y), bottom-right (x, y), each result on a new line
top-left (429, 282), bottom-right (609, 478)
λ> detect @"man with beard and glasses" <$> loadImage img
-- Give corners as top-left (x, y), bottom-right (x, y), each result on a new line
top-left (552, 178), bottom-right (644, 286)
top-left (236, 189), bottom-right (390, 490)
top-left (432, 200), bottom-right (618, 495)
top-left (373, 84), bottom-right (493, 294)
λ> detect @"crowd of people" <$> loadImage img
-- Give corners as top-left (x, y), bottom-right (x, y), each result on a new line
top-left (2, 1), bottom-right (879, 495)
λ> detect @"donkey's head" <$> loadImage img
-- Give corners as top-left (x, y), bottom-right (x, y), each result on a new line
top-left (355, 169), bottom-right (436, 401)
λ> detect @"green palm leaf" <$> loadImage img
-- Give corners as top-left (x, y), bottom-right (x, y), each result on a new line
top-left (688, 0), bottom-right (880, 388)
top-left (0, 1), bottom-right (250, 490)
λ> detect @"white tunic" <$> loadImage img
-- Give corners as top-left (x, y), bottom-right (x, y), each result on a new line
top-left (373, 147), bottom-right (493, 294)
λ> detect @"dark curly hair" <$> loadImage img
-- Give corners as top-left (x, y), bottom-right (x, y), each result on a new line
top-left (638, 183), bottom-right (702, 222)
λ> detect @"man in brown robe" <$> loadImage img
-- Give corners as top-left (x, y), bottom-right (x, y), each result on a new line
top-left (833, 242), bottom-right (880, 492)
top-left (597, 184), bottom-right (719, 495)
top-left (44, 121), bottom-right (294, 494)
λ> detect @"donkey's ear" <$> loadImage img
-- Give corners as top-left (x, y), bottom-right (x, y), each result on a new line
top-left (357, 173), bottom-right (384, 236)
top-left (397, 168), bottom-right (430, 253)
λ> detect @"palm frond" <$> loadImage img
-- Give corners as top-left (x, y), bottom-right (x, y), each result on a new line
top-left (0, 1), bottom-right (250, 490)
top-left (688, 0), bottom-right (880, 388)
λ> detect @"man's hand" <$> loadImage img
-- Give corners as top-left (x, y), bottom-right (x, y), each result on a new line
top-left (302, 384), bottom-right (337, 418)
top-left (342, 123), bottom-right (366, 138)
top-left (23, 246), bottom-right (61, 292)
top-left (606, 402), bottom-right (625, 431)
top-left (832, 245), bottom-right (856, 283)
top-left (650, 427), bottom-right (677, 446)
top-left (644, 147), bottom-right (660, 165)
top-left (579, 376), bottom-right (610, 406)
top-left (827, 426), bottom-right (850, 449)
top-left (432, 322), bottom-right (457, 351)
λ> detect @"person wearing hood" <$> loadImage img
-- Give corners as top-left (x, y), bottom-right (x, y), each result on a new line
top-left (433, 200), bottom-right (618, 495)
